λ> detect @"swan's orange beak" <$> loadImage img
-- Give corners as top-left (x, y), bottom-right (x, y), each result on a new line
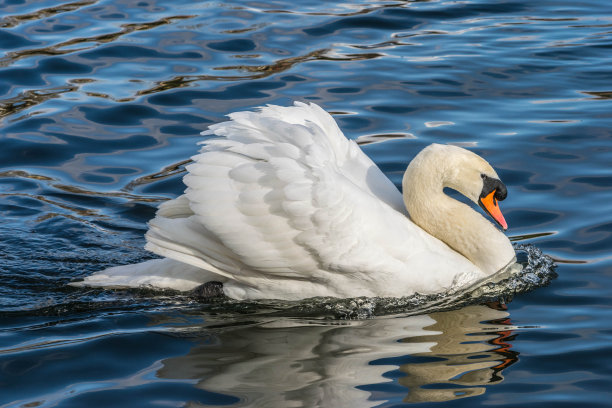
top-left (478, 190), bottom-right (508, 231)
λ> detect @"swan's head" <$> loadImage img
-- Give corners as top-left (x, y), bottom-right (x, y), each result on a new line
top-left (477, 174), bottom-right (508, 230)
top-left (404, 143), bottom-right (509, 230)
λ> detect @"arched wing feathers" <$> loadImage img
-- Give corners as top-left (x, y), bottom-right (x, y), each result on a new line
top-left (144, 102), bottom-right (414, 295)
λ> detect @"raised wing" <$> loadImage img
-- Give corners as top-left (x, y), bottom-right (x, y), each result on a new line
top-left (144, 102), bottom-right (467, 299)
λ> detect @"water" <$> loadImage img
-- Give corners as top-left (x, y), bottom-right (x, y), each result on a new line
top-left (1, 0), bottom-right (611, 406)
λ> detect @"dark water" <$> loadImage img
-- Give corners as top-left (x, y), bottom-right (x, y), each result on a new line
top-left (1, 0), bottom-right (611, 406)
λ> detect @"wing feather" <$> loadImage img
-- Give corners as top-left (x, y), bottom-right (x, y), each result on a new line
top-left (143, 102), bottom-right (468, 298)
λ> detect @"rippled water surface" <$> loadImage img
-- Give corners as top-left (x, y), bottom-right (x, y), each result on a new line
top-left (1, 0), bottom-right (612, 407)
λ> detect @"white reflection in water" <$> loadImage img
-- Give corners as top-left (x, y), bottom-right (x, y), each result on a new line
top-left (157, 304), bottom-right (518, 406)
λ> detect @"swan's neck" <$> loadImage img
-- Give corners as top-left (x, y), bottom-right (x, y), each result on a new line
top-left (402, 167), bottom-right (515, 276)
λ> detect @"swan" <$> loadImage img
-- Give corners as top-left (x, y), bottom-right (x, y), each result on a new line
top-left (74, 102), bottom-right (516, 300)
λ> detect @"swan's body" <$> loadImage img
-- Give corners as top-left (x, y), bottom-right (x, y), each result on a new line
top-left (76, 102), bottom-right (516, 300)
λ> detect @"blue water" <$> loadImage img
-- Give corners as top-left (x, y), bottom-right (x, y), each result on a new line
top-left (1, 0), bottom-right (611, 406)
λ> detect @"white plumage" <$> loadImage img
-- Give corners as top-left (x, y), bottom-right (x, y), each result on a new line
top-left (76, 102), bottom-right (516, 300)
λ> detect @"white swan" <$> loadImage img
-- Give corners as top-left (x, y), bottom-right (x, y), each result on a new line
top-left (76, 102), bottom-right (516, 300)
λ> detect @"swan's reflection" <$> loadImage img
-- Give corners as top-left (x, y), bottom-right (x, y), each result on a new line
top-left (398, 305), bottom-right (517, 402)
top-left (157, 304), bottom-right (518, 406)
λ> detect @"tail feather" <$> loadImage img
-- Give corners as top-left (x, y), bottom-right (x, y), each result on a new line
top-left (70, 258), bottom-right (220, 291)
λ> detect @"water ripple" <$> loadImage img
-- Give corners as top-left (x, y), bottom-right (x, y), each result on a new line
top-left (1, 0), bottom-right (612, 406)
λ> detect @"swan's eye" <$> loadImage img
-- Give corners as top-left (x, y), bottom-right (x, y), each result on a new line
top-left (480, 174), bottom-right (507, 201)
